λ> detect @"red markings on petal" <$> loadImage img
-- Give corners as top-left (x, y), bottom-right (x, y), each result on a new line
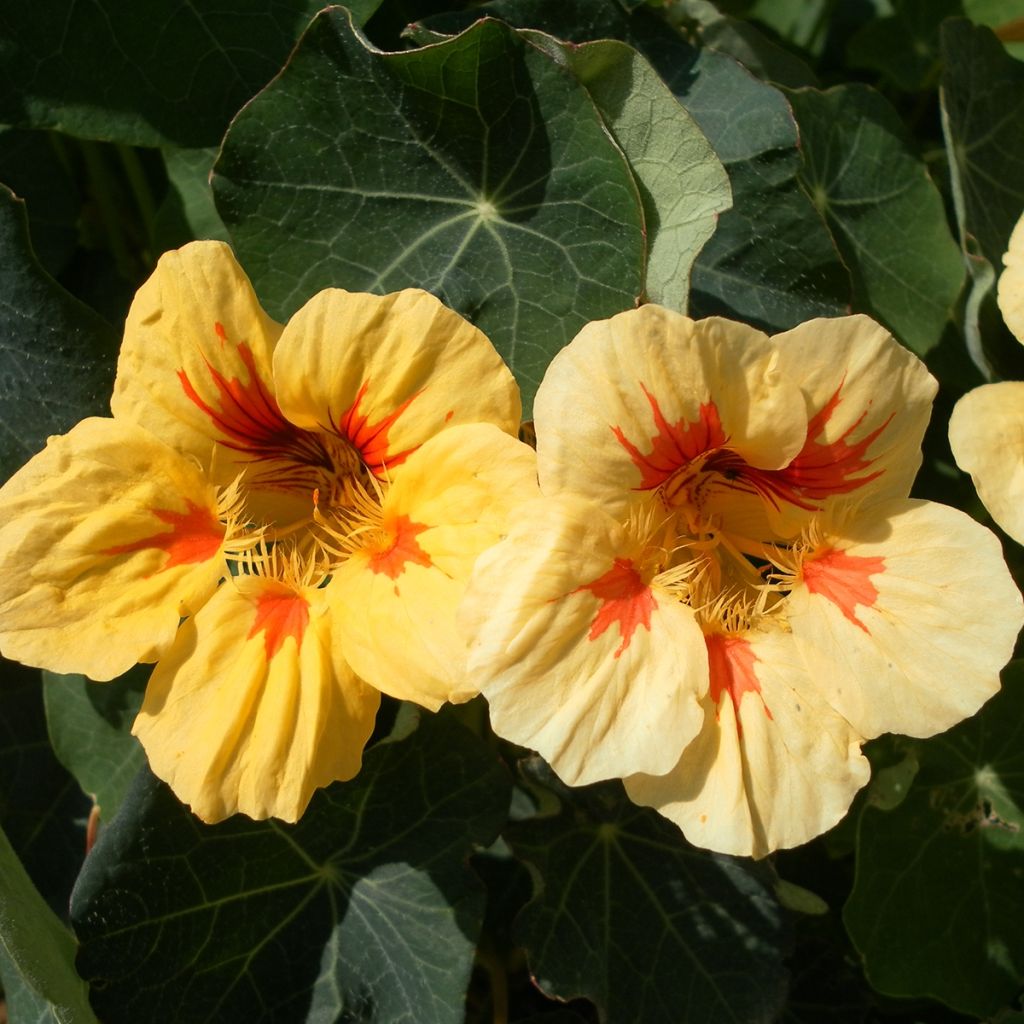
top-left (368, 515), bottom-right (432, 579)
top-left (575, 558), bottom-right (655, 658)
top-left (801, 547), bottom-right (885, 633)
top-left (334, 380), bottom-right (420, 477)
top-left (103, 500), bottom-right (223, 570)
top-left (705, 633), bottom-right (770, 728)
top-left (613, 384), bottom-right (726, 491)
top-left (248, 589), bottom-right (310, 661)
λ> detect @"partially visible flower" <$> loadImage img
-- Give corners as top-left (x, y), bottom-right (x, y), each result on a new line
top-left (463, 305), bottom-right (1021, 858)
top-left (950, 210), bottom-right (1024, 543)
top-left (0, 242), bottom-right (536, 823)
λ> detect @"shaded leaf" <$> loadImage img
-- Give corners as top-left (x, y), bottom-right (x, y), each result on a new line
top-left (787, 83), bottom-right (963, 356)
top-left (214, 11), bottom-right (646, 415)
top-left (507, 762), bottom-right (790, 1024)
top-left (0, 186), bottom-right (117, 481)
top-left (72, 711), bottom-right (510, 1024)
top-left (153, 147), bottom-right (230, 250)
top-left (844, 663), bottom-right (1024, 1018)
top-left (0, 0), bottom-right (384, 147)
top-left (43, 669), bottom-right (147, 824)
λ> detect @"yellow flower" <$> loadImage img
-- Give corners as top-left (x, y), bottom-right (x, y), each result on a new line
top-left (0, 241), bottom-right (537, 823)
top-left (949, 210), bottom-right (1024, 542)
top-left (462, 305), bottom-right (1022, 858)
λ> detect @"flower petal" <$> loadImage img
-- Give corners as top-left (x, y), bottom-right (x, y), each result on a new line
top-left (329, 424), bottom-right (539, 709)
top-left (533, 305), bottom-right (808, 517)
top-left (767, 315), bottom-right (937, 533)
top-left (0, 418), bottom-right (226, 680)
top-left (998, 210), bottom-right (1024, 343)
top-left (786, 499), bottom-right (1022, 739)
top-left (272, 289), bottom-right (521, 476)
top-left (135, 576), bottom-right (380, 823)
top-left (625, 628), bottom-right (869, 858)
top-left (949, 381), bottom-right (1024, 544)
top-left (462, 493), bottom-right (708, 786)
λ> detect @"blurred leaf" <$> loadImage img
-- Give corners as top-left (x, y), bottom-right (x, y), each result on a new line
top-left (964, 0), bottom-right (1024, 59)
top-left (522, 32), bottom-right (732, 311)
top-left (787, 83), bottom-right (963, 356)
top-left (507, 763), bottom-right (790, 1024)
top-left (0, 950), bottom-right (63, 1024)
top-left (153, 147), bottom-right (230, 250)
top-left (844, 663), bottom-right (1024, 1018)
top-left (0, 186), bottom-right (117, 481)
top-left (72, 710), bottom-right (510, 1024)
top-left (745, 0), bottom-right (832, 56)
top-left (0, 824), bottom-right (96, 1024)
top-left (214, 12), bottom-right (647, 416)
top-left (43, 669), bottom-right (147, 823)
top-left (0, 0), bottom-right (384, 147)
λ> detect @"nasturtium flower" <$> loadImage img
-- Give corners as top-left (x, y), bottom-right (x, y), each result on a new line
top-left (949, 210), bottom-right (1024, 543)
top-left (463, 305), bottom-right (1022, 858)
top-left (0, 241), bottom-right (536, 823)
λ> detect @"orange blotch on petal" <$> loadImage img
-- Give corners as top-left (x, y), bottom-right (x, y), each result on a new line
top-left (801, 548), bottom-right (885, 633)
top-left (103, 500), bottom-right (223, 570)
top-left (705, 633), bottom-right (770, 730)
top-left (248, 589), bottom-right (310, 661)
top-left (574, 558), bottom-right (655, 658)
top-left (368, 514), bottom-right (432, 579)
top-left (334, 380), bottom-right (420, 476)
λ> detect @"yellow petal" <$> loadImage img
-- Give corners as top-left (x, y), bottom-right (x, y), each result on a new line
top-left (786, 499), bottom-right (1022, 739)
top-left (533, 305), bottom-right (808, 530)
top-left (625, 627), bottom-right (869, 858)
top-left (0, 418), bottom-right (226, 680)
top-left (949, 381), bottom-right (1024, 544)
top-left (272, 289), bottom-right (521, 477)
top-left (329, 424), bottom-right (539, 709)
top-left (135, 575), bottom-right (380, 823)
top-left (998, 210), bottom-right (1024, 343)
top-left (766, 315), bottom-right (937, 535)
top-left (462, 493), bottom-right (708, 785)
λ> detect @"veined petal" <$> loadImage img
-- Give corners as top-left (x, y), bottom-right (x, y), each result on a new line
top-left (329, 424), bottom-right (539, 709)
top-left (533, 305), bottom-right (808, 517)
top-left (766, 316), bottom-right (937, 534)
top-left (462, 494), bottom-right (708, 786)
top-left (998, 211), bottom-right (1024, 343)
top-left (625, 628), bottom-right (869, 859)
top-left (949, 382), bottom-right (1024, 544)
top-left (135, 575), bottom-right (380, 823)
top-left (786, 499), bottom-right (1022, 739)
top-left (0, 418), bottom-right (227, 680)
top-left (272, 289), bottom-right (521, 476)
top-left (108, 242), bottom-right (317, 521)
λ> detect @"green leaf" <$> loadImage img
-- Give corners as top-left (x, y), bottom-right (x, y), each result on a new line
top-left (507, 763), bottom-right (789, 1024)
top-left (0, 186), bottom-right (118, 481)
top-left (0, 824), bottom-right (96, 1024)
top-left (72, 711), bottom-right (510, 1024)
top-left (787, 83), bottom-right (963, 356)
top-left (214, 11), bottom-right (646, 415)
top-left (521, 33), bottom-right (732, 311)
top-left (43, 669), bottom-right (147, 824)
top-left (153, 147), bottom-right (230, 250)
top-left (0, 1), bottom-right (384, 147)
top-left (844, 664), bottom-right (1024, 1018)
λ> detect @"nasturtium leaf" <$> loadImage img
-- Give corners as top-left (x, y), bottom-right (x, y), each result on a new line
top-left (71, 711), bottom-right (510, 1024)
top-left (43, 669), bottom-right (147, 824)
top-left (0, 824), bottom-right (96, 1024)
top-left (418, 0), bottom-right (850, 330)
top-left (214, 11), bottom-right (645, 415)
top-left (507, 763), bottom-right (789, 1024)
top-left (0, 186), bottom-right (117, 481)
top-left (0, 0), bottom-right (383, 147)
top-left (521, 32), bottom-right (732, 311)
top-left (787, 83), bottom-right (963, 356)
top-left (844, 664), bottom-right (1024, 1018)
top-left (153, 147), bottom-right (230, 250)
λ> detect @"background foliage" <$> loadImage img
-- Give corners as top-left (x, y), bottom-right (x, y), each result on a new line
top-left (1, 1), bottom-right (1024, 1021)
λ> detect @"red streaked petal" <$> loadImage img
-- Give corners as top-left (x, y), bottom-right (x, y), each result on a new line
top-left (705, 632), bottom-right (772, 728)
top-left (800, 547), bottom-right (884, 634)
top-left (366, 514), bottom-right (433, 579)
top-left (333, 379), bottom-right (420, 475)
top-left (103, 499), bottom-right (223, 570)
top-left (573, 557), bottom-right (656, 657)
top-left (248, 588), bottom-right (311, 661)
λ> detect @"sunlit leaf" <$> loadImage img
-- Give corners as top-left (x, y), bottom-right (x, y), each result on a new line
top-left (71, 711), bottom-right (510, 1024)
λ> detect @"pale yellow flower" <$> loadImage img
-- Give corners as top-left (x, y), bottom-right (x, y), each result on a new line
top-left (950, 210), bottom-right (1024, 543)
top-left (463, 305), bottom-right (1021, 858)
top-left (0, 241), bottom-right (536, 823)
